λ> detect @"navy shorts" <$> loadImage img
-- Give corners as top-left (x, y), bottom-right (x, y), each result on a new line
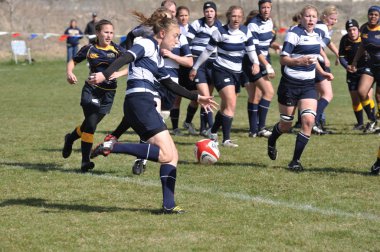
top-left (194, 58), bottom-right (214, 85)
top-left (315, 61), bottom-right (331, 83)
top-left (371, 65), bottom-right (380, 84)
top-left (179, 66), bottom-right (197, 91)
top-left (242, 56), bottom-right (268, 83)
top-left (277, 82), bottom-right (318, 106)
top-left (213, 66), bottom-right (241, 93)
top-left (123, 92), bottom-right (167, 141)
top-left (80, 83), bottom-right (115, 116)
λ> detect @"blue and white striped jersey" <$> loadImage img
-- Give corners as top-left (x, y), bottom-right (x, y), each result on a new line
top-left (127, 37), bottom-right (169, 92)
top-left (315, 21), bottom-right (330, 49)
top-left (281, 25), bottom-right (322, 86)
top-left (207, 24), bottom-right (256, 73)
top-left (163, 34), bottom-right (192, 83)
top-left (247, 15), bottom-right (275, 60)
top-left (187, 17), bottom-right (223, 58)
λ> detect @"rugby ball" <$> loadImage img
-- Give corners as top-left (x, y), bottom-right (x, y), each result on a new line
top-left (194, 139), bottom-right (220, 164)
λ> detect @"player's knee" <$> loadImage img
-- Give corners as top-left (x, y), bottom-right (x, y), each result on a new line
top-left (300, 109), bottom-right (316, 128)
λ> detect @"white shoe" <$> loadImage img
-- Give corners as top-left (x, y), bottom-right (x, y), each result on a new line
top-left (312, 125), bottom-right (325, 135)
top-left (205, 128), bottom-right (218, 141)
top-left (183, 122), bottom-right (198, 135)
top-left (258, 128), bottom-right (272, 138)
top-left (222, 139), bottom-right (238, 148)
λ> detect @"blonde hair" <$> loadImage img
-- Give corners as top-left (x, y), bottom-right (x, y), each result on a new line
top-left (226, 5), bottom-right (244, 24)
top-left (132, 7), bottom-right (178, 34)
top-left (321, 5), bottom-right (338, 21)
top-left (300, 5), bottom-right (319, 18)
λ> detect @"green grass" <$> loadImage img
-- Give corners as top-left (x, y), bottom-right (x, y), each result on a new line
top-left (1, 57), bottom-right (380, 251)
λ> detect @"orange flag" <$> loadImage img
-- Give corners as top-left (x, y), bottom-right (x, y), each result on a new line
top-left (59, 34), bottom-right (69, 41)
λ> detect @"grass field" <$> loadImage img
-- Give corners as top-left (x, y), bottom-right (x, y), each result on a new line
top-left (1, 57), bottom-right (380, 251)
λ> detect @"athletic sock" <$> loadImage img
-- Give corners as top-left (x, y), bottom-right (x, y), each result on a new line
top-left (268, 122), bottom-right (282, 147)
top-left (353, 103), bottom-right (364, 126)
top-left (221, 113), bottom-right (233, 142)
top-left (316, 98), bottom-right (329, 124)
top-left (160, 164), bottom-right (177, 209)
top-left (67, 125), bottom-right (82, 143)
top-left (111, 143), bottom-right (159, 162)
top-left (292, 132), bottom-right (310, 162)
top-left (200, 108), bottom-right (207, 132)
top-left (207, 110), bottom-right (214, 128)
top-left (81, 132), bottom-right (94, 163)
top-left (112, 117), bottom-right (130, 139)
top-left (211, 111), bottom-right (223, 134)
top-left (248, 102), bottom-right (259, 133)
top-left (185, 104), bottom-right (197, 123)
top-left (362, 99), bottom-right (376, 122)
top-left (258, 99), bottom-right (271, 130)
top-left (170, 108), bottom-right (180, 130)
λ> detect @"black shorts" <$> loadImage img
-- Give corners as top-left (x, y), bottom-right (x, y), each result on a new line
top-left (194, 58), bottom-right (214, 85)
top-left (179, 66), bottom-right (197, 91)
top-left (124, 92), bottom-right (167, 141)
top-left (315, 62), bottom-right (331, 83)
top-left (213, 66), bottom-right (242, 93)
top-left (371, 65), bottom-right (380, 84)
top-left (277, 82), bottom-right (317, 106)
top-left (242, 56), bottom-right (268, 83)
top-left (80, 83), bottom-right (116, 116)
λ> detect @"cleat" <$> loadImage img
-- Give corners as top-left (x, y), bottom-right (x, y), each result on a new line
top-left (312, 125), bottom-right (326, 135)
top-left (370, 161), bottom-right (380, 175)
top-left (352, 124), bottom-right (364, 131)
top-left (267, 145), bottom-right (277, 160)
top-left (287, 160), bottom-right (304, 172)
top-left (132, 159), bottom-right (147, 175)
top-left (221, 139), bottom-right (238, 148)
top-left (205, 128), bottom-right (218, 141)
top-left (200, 129), bottom-right (208, 137)
top-left (258, 128), bottom-right (272, 138)
top-left (171, 128), bottom-right (183, 136)
top-left (248, 132), bottom-right (257, 138)
top-left (62, 133), bottom-right (73, 159)
top-left (81, 161), bottom-right (95, 173)
top-left (162, 205), bottom-right (186, 214)
top-left (90, 140), bottom-right (115, 159)
top-left (183, 122), bottom-right (198, 135)
top-left (364, 121), bottom-right (378, 133)
top-left (104, 134), bottom-right (118, 142)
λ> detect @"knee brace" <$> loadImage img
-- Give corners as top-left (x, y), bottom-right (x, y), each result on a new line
top-left (300, 109), bottom-right (316, 118)
top-left (280, 113), bottom-right (294, 122)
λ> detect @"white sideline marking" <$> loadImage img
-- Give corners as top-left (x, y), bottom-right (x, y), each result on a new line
top-left (96, 174), bottom-right (380, 222)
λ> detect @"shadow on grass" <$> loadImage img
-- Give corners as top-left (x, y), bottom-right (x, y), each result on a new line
top-left (0, 197), bottom-right (168, 215)
top-left (0, 198), bottom-right (126, 212)
top-left (0, 162), bottom-right (114, 175)
top-left (271, 165), bottom-right (373, 176)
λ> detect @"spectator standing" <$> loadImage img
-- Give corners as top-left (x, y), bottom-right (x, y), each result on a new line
top-left (64, 19), bottom-right (83, 62)
top-left (85, 12), bottom-right (98, 44)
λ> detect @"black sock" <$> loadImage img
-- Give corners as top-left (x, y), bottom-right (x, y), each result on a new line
top-left (170, 108), bottom-right (180, 130)
top-left (185, 104), bottom-right (197, 123)
top-left (292, 132), bottom-right (310, 162)
top-left (221, 113), bottom-right (233, 142)
top-left (160, 164), bottom-right (176, 209)
top-left (268, 123), bottom-right (282, 147)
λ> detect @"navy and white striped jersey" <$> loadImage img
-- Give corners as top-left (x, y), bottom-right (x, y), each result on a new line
top-left (163, 34), bottom-right (192, 83)
top-left (187, 17), bottom-right (223, 58)
top-left (247, 15), bottom-right (275, 60)
top-left (281, 25), bottom-right (322, 86)
top-left (126, 37), bottom-right (169, 93)
top-left (315, 21), bottom-right (330, 49)
top-left (207, 24), bottom-right (256, 73)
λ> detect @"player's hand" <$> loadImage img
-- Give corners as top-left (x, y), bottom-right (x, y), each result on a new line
top-left (265, 64), bottom-right (275, 79)
top-left (299, 56), bottom-right (317, 66)
top-left (335, 57), bottom-right (340, 66)
top-left (189, 69), bottom-right (197, 81)
top-left (324, 72), bottom-right (334, 81)
top-left (197, 95), bottom-right (218, 113)
top-left (88, 72), bottom-right (106, 85)
top-left (347, 65), bottom-right (357, 73)
top-left (66, 72), bottom-right (77, 84)
top-left (252, 63), bottom-right (260, 75)
top-left (161, 48), bottom-right (173, 58)
top-left (109, 70), bottom-right (128, 80)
